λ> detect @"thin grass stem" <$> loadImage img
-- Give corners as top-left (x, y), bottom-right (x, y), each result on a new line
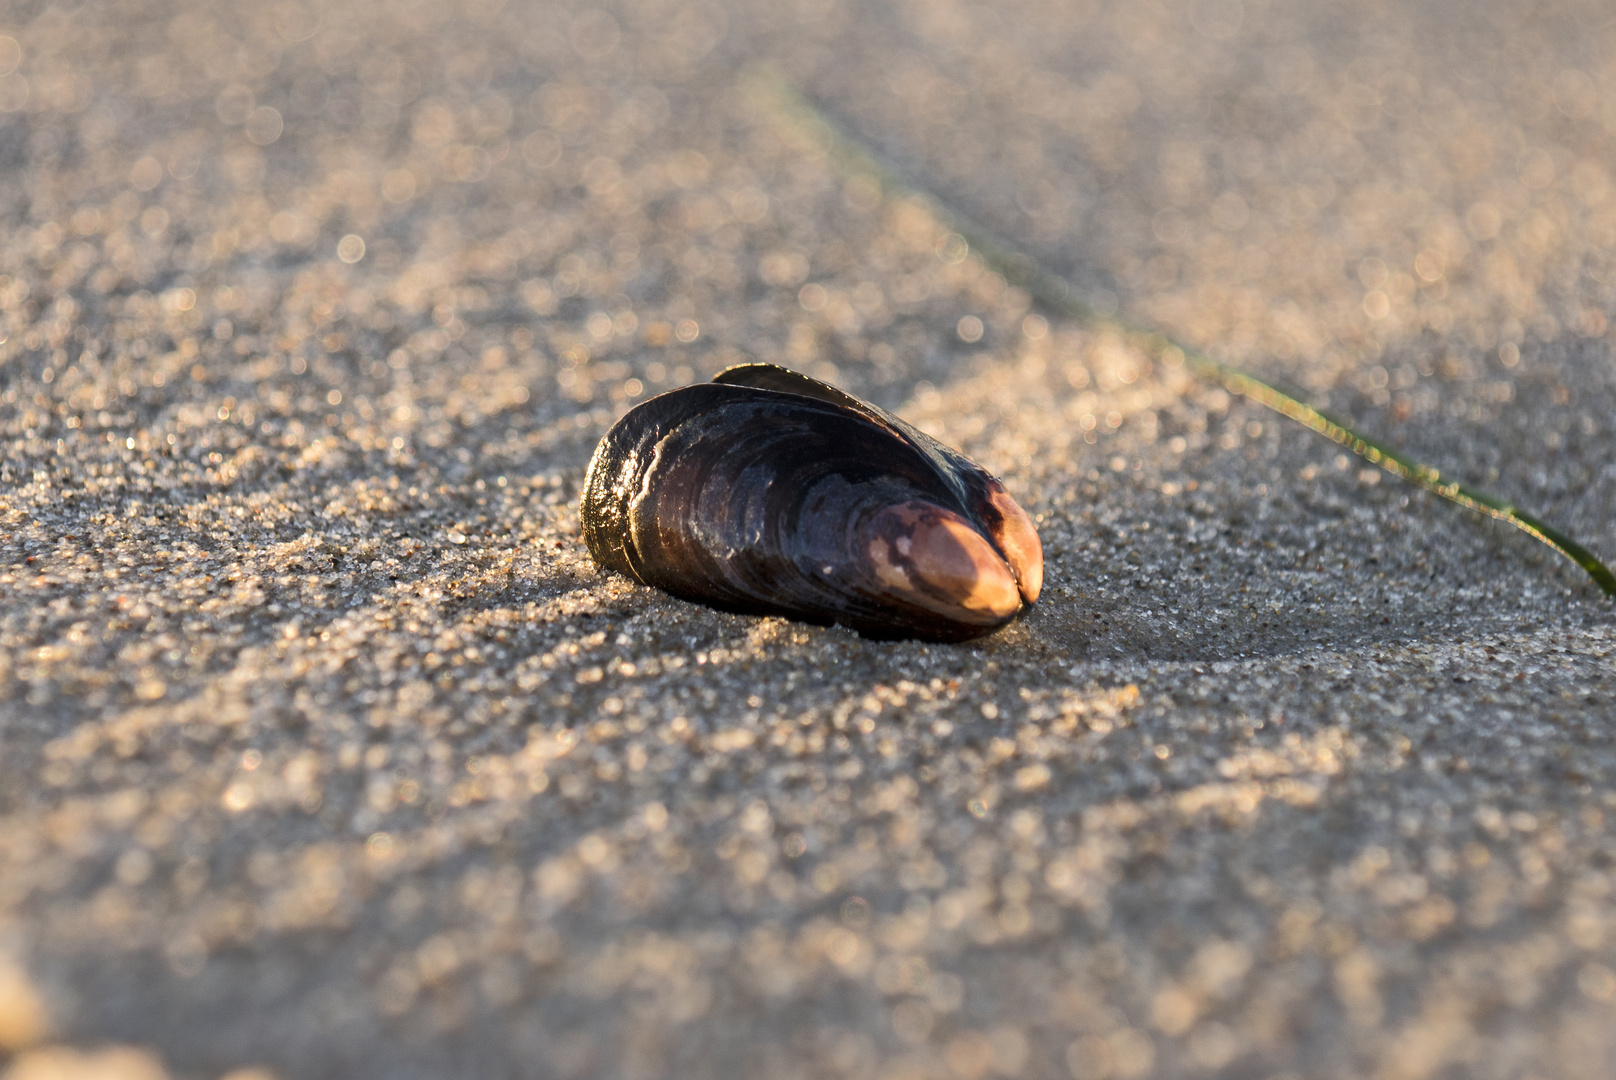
top-left (748, 67), bottom-right (1616, 599)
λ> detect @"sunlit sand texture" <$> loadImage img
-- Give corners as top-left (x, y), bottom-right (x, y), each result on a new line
top-left (2, 1), bottom-right (1616, 1078)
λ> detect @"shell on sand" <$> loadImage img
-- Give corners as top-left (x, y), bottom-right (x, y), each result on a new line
top-left (581, 364), bottom-right (1042, 641)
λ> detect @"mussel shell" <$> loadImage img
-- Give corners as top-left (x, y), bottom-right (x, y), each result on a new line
top-left (581, 364), bottom-right (1040, 642)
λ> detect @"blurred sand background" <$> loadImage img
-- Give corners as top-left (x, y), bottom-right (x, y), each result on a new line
top-left (3, 0), bottom-right (1616, 1077)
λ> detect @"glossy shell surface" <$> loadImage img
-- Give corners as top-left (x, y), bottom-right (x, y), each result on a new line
top-left (580, 364), bottom-right (1042, 641)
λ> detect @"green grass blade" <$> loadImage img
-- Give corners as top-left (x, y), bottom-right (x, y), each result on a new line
top-left (747, 67), bottom-right (1616, 599)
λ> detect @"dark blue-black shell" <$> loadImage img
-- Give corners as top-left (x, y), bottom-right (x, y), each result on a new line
top-left (580, 364), bottom-right (1036, 641)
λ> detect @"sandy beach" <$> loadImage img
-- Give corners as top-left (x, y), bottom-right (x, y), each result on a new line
top-left (3, 0), bottom-right (1616, 1077)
